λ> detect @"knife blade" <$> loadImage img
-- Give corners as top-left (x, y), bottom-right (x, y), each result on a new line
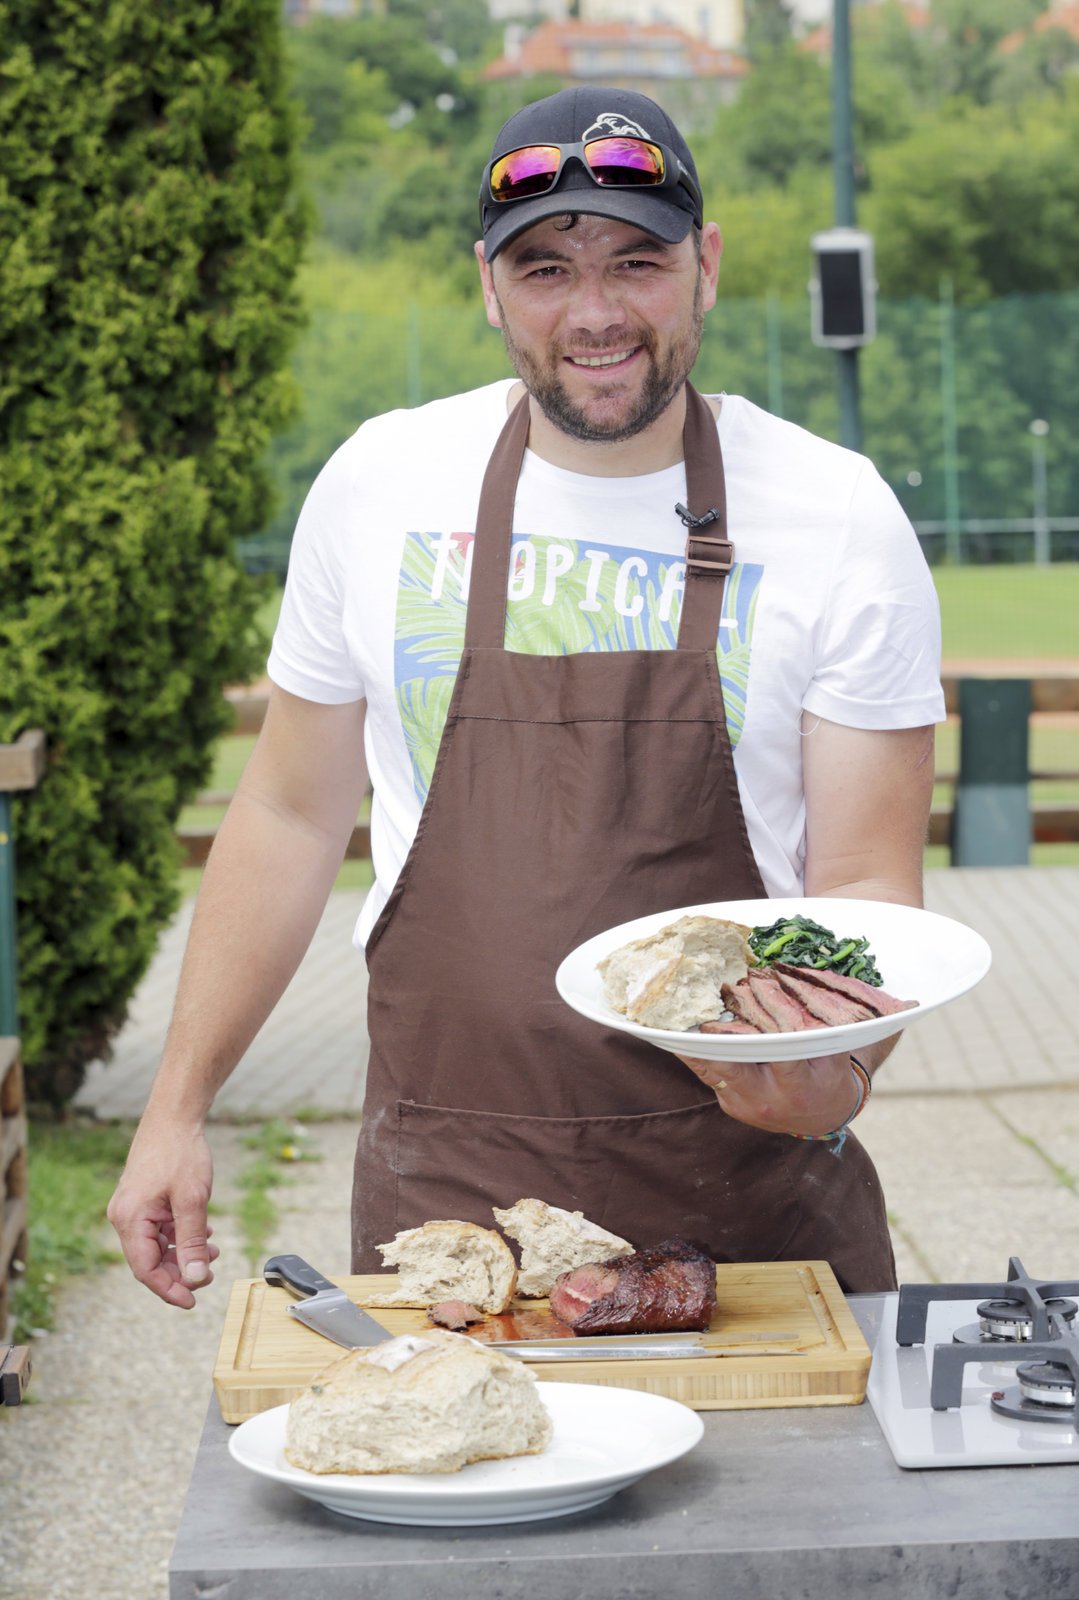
top-left (263, 1254), bottom-right (394, 1350)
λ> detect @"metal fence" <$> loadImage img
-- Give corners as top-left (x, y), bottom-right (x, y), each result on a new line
top-left (241, 288), bottom-right (1079, 577)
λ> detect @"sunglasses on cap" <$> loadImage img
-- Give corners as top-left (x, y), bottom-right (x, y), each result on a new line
top-left (482, 137), bottom-right (703, 222)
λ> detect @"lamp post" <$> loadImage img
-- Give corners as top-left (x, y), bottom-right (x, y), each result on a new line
top-left (831, 0), bottom-right (860, 451)
top-left (1029, 419), bottom-right (1050, 567)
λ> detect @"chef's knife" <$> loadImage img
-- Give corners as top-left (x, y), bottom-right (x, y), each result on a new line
top-left (263, 1254), bottom-right (394, 1349)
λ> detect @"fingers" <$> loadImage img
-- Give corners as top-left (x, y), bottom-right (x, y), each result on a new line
top-left (675, 1051), bottom-right (856, 1136)
top-left (107, 1129), bottom-right (216, 1309)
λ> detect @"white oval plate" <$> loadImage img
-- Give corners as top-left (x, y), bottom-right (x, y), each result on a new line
top-left (555, 897), bottom-right (992, 1063)
top-left (228, 1383), bottom-right (703, 1527)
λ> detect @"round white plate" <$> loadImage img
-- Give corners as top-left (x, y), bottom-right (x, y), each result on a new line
top-left (555, 896), bottom-right (992, 1063)
top-left (228, 1383), bottom-right (704, 1527)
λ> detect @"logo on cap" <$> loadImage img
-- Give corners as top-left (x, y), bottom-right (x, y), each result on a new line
top-left (582, 113), bottom-right (653, 141)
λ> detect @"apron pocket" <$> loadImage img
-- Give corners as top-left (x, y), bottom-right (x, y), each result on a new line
top-left (353, 1096), bottom-right (809, 1270)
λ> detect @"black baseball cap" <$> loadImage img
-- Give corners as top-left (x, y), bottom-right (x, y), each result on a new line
top-left (480, 87), bottom-right (703, 262)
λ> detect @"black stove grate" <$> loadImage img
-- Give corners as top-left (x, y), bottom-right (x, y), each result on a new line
top-left (895, 1256), bottom-right (1079, 1421)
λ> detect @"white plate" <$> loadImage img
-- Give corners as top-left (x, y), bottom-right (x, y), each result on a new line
top-left (555, 897), bottom-right (992, 1063)
top-left (228, 1383), bottom-right (704, 1527)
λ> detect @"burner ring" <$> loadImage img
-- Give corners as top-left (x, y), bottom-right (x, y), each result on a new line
top-left (1016, 1361), bottom-right (1077, 1409)
top-left (976, 1297), bottom-right (1078, 1341)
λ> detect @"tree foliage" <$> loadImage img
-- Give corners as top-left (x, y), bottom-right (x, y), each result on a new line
top-left (0, 0), bottom-right (307, 1101)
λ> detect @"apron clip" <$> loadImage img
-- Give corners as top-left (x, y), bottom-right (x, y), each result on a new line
top-left (676, 504), bottom-right (734, 574)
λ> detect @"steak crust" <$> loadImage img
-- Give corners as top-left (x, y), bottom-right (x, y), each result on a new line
top-left (548, 1237), bottom-right (717, 1334)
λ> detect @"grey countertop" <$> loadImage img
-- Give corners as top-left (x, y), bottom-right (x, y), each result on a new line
top-left (168, 1298), bottom-right (1079, 1600)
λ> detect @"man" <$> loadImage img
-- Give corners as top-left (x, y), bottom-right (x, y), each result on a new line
top-left (108, 87), bottom-right (944, 1306)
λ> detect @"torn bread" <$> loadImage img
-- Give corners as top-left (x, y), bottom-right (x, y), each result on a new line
top-left (284, 1331), bottom-right (552, 1475)
top-left (366, 1220), bottom-right (518, 1313)
top-left (493, 1197), bottom-right (634, 1297)
top-left (598, 914), bottom-right (756, 1031)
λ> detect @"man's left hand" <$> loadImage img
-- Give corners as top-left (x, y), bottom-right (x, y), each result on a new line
top-left (676, 1049), bottom-right (864, 1139)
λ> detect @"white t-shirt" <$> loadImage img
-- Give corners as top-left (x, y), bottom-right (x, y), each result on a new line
top-left (268, 380), bottom-right (946, 947)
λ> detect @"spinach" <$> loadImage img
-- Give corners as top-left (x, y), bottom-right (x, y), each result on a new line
top-left (749, 915), bottom-right (883, 986)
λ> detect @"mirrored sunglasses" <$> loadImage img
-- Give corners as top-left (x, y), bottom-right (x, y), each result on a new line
top-left (484, 137), bottom-right (702, 220)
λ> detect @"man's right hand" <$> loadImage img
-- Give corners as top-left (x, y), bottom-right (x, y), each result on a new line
top-left (107, 1122), bottom-right (218, 1309)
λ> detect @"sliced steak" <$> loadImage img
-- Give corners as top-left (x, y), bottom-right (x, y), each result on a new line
top-left (427, 1300), bottom-right (485, 1331)
top-left (548, 1237), bottom-right (717, 1334)
top-left (772, 962), bottom-right (916, 1017)
top-left (772, 968), bottom-right (875, 1026)
top-left (746, 969), bottom-right (827, 1032)
top-left (699, 1018), bottom-right (762, 1035)
top-left (721, 977), bottom-right (782, 1033)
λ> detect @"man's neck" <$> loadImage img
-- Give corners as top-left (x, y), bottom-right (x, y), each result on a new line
top-left (506, 381), bottom-right (695, 478)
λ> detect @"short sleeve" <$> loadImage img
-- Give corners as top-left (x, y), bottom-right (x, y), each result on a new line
top-left (267, 446), bottom-right (366, 705)
top-left (802, 463), bottom-right (946, 730)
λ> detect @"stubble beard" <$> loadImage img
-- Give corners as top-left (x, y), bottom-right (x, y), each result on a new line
top-left (495, 282), bottom-right (705, 445)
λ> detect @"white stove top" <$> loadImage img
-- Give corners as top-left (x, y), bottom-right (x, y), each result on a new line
top-left (866, 1294), bottom-right (1079, 1468)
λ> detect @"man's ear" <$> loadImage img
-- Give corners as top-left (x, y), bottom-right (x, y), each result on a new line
top-left (474, 241), bottom-right (502, 330)
top-left (698, 222), bottom-right (722, 315)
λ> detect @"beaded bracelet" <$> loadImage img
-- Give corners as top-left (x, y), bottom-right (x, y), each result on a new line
top-left (789, 1054), bottom-right (872, 1157)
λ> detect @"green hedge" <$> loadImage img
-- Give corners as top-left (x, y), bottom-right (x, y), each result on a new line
top-left (0, 0), bottom-right (308, 1103)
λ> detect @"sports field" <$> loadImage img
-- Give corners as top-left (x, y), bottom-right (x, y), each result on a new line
top-left (933, 563), bottom-right (1079, 662)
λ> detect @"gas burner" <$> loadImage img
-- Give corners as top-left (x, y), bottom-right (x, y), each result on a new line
top-left (991, 1360), bottom-right (1078, 1424)
top-left (895, 1255), bottom-right (1079, 1426)
top-left (897, 1256), bottom-right (1079, 1347)
top-left (952, 1296), bottom-right (1079, 1346)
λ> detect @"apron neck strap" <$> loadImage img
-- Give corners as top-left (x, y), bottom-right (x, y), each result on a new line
top-left (676, 384), bottom-right (733, 653)
top-left (465, 384), bottom-right (732, 652)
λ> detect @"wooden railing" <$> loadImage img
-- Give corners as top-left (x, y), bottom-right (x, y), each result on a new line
top-left (176, 673), bottom-right (1079, 866)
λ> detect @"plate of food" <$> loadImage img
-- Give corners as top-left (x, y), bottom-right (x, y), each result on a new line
top-left (554, 897), bottom-right (992, 1063)
top-left (228, 1358), bottom-right (703, 1527)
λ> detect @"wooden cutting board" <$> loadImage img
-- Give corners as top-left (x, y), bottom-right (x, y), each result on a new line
top-left (212, 1260), bottom-right (870, 1423)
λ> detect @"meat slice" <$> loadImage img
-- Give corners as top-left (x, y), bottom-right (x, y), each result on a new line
top-left (746, 969), bottom-right (827, 1032)
top-left (427, 1300), bottom-right (485, 1331)
top-left (548, 1237), bottom-right (717, 1335)
top-left (772, 968), bottom-right (875, 1026)
top-left (699, 1018), bottom-right (762, 1035)
top-left (772, 962), bottom-right (916, 1017)
top-left (721, 977), bottom-right (782, 1033)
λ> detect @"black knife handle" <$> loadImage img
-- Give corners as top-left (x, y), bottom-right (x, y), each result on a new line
top-left (263, 1254), bottom-right (339, 1299)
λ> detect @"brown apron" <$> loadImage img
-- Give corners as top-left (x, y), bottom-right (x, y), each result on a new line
top-left (353, 385), bottom-right (896, 1293)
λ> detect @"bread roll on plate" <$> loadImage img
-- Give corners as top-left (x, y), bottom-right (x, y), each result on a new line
top-left (493, 1197), bottom-right (634, 1297)
top-left (285, 1331), bottom-right (552, 1475)
top-left (367, 1219), bottom-right (518, 1313)
top-left (598, 914), bottom-right (756, 1031)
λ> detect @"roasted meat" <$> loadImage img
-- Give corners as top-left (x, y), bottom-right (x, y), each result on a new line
top-left (427, 1300), bottom-right (485, 1331)
top-left (700, 963), bottom-right (917, 1036)
top-left (548, 1237), bottom-right (717, 1334)
top-left (771, 962), bottom-right (916, 1017)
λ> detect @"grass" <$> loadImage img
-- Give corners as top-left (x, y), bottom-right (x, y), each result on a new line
top-left (10, 1114), bottom-right (325, 1348)
top-left (933, 563), bottom-right (1079, 661)
top-left (235, 1118), bottom-right (321, 1275)
top-left (11, 1119), bottom-right (133, 1343)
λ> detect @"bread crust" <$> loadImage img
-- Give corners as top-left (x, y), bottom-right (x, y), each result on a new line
top-left (493, 1197), bottom-right (633, 1297)
top-left (598, 915), bottom-right (756, 1030)
top-left (284, 1331), bottom-right (552, 1475)
top-left (367, 1219), bottom-right (519, 1313)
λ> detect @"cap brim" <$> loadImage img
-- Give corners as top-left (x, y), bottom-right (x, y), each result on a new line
top-left (482, 186), bottom-right (695, 262)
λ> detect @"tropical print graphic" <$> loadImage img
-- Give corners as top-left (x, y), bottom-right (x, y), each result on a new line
top-left (395, 531), bottom-right (762, 801)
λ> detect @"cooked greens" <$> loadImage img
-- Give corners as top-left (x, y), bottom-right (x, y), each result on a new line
top-left (749, 915), bottom-right (883, 986)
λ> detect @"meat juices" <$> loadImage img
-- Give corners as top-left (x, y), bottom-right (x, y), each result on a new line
top-left (548, 1238), bottom-right (717, 1334)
